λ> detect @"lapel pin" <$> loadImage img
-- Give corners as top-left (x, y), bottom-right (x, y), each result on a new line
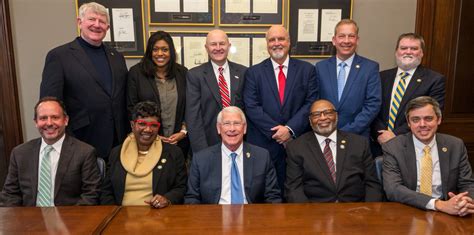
top-left (161, 159), bottom-right (167, 163)
top-left (442, 147), bottom-right (447, 152)
top-left (111, 52), bottom-right (114, 56)
top-left (417, 79), bottom-right (421, 82)
top-left (157, 165), bottom-right (163, 169)
top-left (235, 75), bottom-right (239, 79)
top-left (246, 152), bottom-right (251, 158)
top-left (341, 140), bottom-right (346, 144)
top-left (340, 145), bottom-right (345, 149)
top-left (355, 64), bottom-right (360, 69)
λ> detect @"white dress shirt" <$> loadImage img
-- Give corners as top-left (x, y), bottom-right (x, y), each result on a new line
top-left (211, 60), bottom-right (231, 91)
top-left (219, 143), bottom-right (248, 204)
top-left (314, 131), bottom-right (338, 165)
top-left (270, 56), bottom-right (289, 88)
top-left (38, 135), bottom-right (65, 206)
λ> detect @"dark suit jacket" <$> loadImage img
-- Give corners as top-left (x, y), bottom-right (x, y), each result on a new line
top-left (371, 66), bottom-right (446, 142)
top-left (40, 38), bottom-right (129, 159)
top-left (185, 61), bottom-right (247, 152)
top-left (383, 133), bottom-right (474, 209)
top-left (285, 131), bottom-right (383, 202)
top-left (184, 142), bottom-right (281, 204)
top-left (100, 143), bottom-right (187, 205)
top-left (127, 62), bottom-right (189, 154)
top-left (0, 136), bottom-right (100, 206)
top-left (316, 54), bottom-right (381, 137)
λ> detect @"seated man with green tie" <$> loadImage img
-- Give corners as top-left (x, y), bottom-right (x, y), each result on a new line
top-left (185, 106), bottom-right (281, 204)
top-left (0, 97), bottom-right (100, 207)
top-left (383, 96), bottom-right (474, 216)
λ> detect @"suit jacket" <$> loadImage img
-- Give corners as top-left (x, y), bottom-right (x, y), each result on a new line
top-left (127, 62), bottom-right (189, 154)
top-left (382, 133), bottom-right (474, 209)
top-left (0, 136), bottom-right (100, 206)
top-left (285, 131), bottom-right (383, 202)
top-left (100, 142), bottom-right (187, 205)
top-left (184, 142), bottom-right (281, 204)
top-left (316, 54), bottom-right (381, 137)
top-left (185, 61), bottom-right (247, 153)
top-left (40, 38), bottom-right (129, 159)
top-left (371, 66), bottom-right (446, 139)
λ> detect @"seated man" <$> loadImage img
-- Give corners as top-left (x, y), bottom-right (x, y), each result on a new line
top-left (285, 99), bottom-right (382, 202)
top-left (0, 97), bottom-right (100, 206)
top-left (185, 106), bottom-right (281, 204)
top-left (383, 96), bottom-right (474, 216)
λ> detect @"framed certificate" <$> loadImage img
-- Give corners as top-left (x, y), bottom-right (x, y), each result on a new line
top-left (76, 0), bottom-right (146, 58)
top-left (219, 0), bottom-right (284, 26)
top-left (288, 0), bottom-right (353, 58)
top-left (148, 0), bottom-right (214, 26)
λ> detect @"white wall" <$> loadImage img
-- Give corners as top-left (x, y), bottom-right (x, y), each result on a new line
top-left (9, 0), bottom-right (416, 141)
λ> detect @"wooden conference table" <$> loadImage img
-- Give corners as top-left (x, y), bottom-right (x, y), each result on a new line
top-left (1, 203), bottom-right (473, 234)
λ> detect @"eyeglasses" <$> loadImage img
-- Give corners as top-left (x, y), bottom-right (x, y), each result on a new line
top-left (134, 119), bottom-right (161, 129)
top-left (221, 121), bottom-right (243, 128)
top-left (309, 109), bottom-right (336, 119)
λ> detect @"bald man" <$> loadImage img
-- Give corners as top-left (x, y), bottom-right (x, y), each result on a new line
top-left (243, 25), bottom-right (318, 192)
top-left (186, 29), bottom-right (248, 153)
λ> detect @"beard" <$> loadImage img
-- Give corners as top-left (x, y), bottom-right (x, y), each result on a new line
top-left (311, 120), bottom-right (337, 137)
top-left (396, 55), bottom-right (421, 71)
top-left (270, 46), bottom-right (286, 60)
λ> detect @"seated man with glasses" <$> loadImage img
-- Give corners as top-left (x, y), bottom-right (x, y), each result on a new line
top-left (285, 99), bottom-right (383, 202)
top-left (185, 106), bottom-right (281, 204)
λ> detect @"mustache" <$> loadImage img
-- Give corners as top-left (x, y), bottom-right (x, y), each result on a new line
top-left (271, 45), bottom-right (284, 50)
top-left (402, 55), bottom-right (414, 59)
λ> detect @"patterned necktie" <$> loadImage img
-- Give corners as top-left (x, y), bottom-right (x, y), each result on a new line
top-left (388, 72), bottom-right (410, 131)
top-left (230, 152), bottom-right (244, 204)
top-left (323, 139), bottom-right (336, 183)
top-left (337, 62), bottom-right (347, 101)
top-left (278, 65), bottom-right (286, 104)
top-left (420, 146), bottom-right (433, 196)
top-left (37, 145), bottom-right (54, 207)
top-left (218, 67), bottom-right (231, 108)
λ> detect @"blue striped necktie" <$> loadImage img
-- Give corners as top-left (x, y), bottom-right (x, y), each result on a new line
top-left (230, 152), bottom-right (244, 204)
top-left (388, 72), bottom-right (410, 131)
top-left (37, 145), bottom-right (54, 207)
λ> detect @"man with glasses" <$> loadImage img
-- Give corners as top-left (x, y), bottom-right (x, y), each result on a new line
top-left (285, 99), bottom-right (382, 202)
top-left (185, 106), bottom-right (281, 204)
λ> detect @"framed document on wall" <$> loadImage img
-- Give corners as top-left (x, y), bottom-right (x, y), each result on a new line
top-left (227, 33), bottom-right (266, 66)
top-left (288, 0), bottom-right (353, 58)
top-left (148, 0), bottom-right (214, 26)
top-left (76, 0), bottom-right (146, 58)
top-left (219, 0), bottom-right (284, 26)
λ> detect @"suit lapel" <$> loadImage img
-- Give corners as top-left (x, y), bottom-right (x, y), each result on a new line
top-left (263, 59), bottom-right (281, 106)
top-left (212, 145), bottom-right (223, 203)
top-left (382, 68), bottom-right (398, 121)
top-left (242, 143), bottom-right (253, 203)
top-left (436, 135), bottom-right (450, 198)
top-left (339, 54), bottom-right (361, 107)
top-left (31, 139), bottom-right (42, 202)
top-left (104, 45), bottom-right (119, 98)
top-left (54, 136), bottom-right (75, 198)
top-left (203, 62), bottom-right (222, 108)
top-left (146, 74), bottom-right (160, 102)
top-left (306, 133), bottom-right (336, 187)
top-left (229, 62), bottom-right (242, 105)
top-left (405, 135), bottom-right (418, 190)
top-left (152, 150), bottom-right (166, 194)
top-left (335, 131), bottom-right (348, 189)
top-left (326, 57), bottom-right (339, 106)
top-left (282, 58), bottom-right (297, 107)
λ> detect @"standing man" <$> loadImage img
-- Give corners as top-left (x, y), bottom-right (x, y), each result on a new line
top-left (185, 107), bottom-right (281, 204)
top-left (371, 33), bottom-right (446, 156)
top-left (186, 29), bottom-right (247, 153)
top-left (0, 97), bottom-right (100, 207)
top-left (286, 100), bottom-right (382, 202)
top-left (383, 96), bottom-right (474, 216)
top-left (243, 25), bottom-right (318, 191)
top-left (316, 19), bottom-right (381, 137)
top-left (40, 2), bottom-right (129, 160)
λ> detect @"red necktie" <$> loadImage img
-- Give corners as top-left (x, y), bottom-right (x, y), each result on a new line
top-left (218, 67), bottom-right (231, 107)
top-left (278, 65), bottom-right (286, 104)
top-left (324, 139), bottom-right (336, 183)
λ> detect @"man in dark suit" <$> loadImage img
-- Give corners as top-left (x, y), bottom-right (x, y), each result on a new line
top-left (186, 29), bottom-right (247, 153)
top-left (243, 25), bottom-right (318, 191)
top-left (371, 33), bottom-right (446, 156)
top-left (285, 99), bottom-right (382, 202)
top-left (185, 106), bottom-right (281, 204)
top-left (40, 2), bottom-right (129, 160)
top-left (0, 97), bottom-right (100, 207)
top-left (316, 19), bottom-right (381, 138)
top-left (383, 96), bottom-right (474, 216)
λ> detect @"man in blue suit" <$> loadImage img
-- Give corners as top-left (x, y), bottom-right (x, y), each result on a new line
top-left (243, 25), bottom-right (318, 191)
top-left (315, 19), bottom-right (381, 137)
top-left (185, 106), bottom-right (281, 204)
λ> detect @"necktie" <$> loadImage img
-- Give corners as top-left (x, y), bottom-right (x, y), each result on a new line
top-left (218, 67), bottom-right (231, 108)
top-left (230, 152), bottom-right (244, 204)
top-left (278, 65), bottom-right (286, 104)
top-left (420, 146), bottom-right (433, 196)
top-left (337, 62), bottom-right (347, 101)
top-left (323, 139), bottom-right (336, 183)
top-left (388, 72), bottom-right (410, 131)
top-left (37, 145), bottom-right (54, 207)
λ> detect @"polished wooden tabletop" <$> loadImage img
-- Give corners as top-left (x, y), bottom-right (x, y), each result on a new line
top-left (101, 203), bottom-right (474, 234)
top-left (0, 205), bottom-right (119, 234)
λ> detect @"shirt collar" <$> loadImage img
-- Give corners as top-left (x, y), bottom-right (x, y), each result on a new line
top-left (40, 134), bottom-right (66, 154)
top-left (221, 142), bottom-right (244, 157)
top-left (412, 134), bottom-right (436, 154)
top-left (396, 66), bottom-right (417, 76)
top-left (211, 60), bottom-right (229, 72)
top-left (314, 130), bottom-right (337, 145)
top-left (336, 53), bottom-right (355, 67)
top-left (271, 56), bottom-right (290, 70)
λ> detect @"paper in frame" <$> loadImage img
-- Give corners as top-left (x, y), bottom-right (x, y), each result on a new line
top-left (252, 37), bottom-right (268, 65)
top-left (172, 36), bottom-right (183, 65)
top-left (183, 36), bottom-right (208, 69)
top-left (183, 0), bottom-right (209, 13)
top-left (297, 9), bottom-right (318, 42)
top-left (112, 8), bottom-right (135, 42)
top-left (320, 9), bottom-right (342, 42)
top-left (253, 0), bottom-right (278, 14)
top-left (154, 0), bottom-right (180, 12)
top-left (225, 0), bottom-right (250, 14)
top-left (228, 37), bottom-right (250, 67)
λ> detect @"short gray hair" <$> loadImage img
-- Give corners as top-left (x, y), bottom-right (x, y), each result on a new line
top-left (78, 2), bottom-right (109, 24)
top-left (405, 96), bottom-right (442, 120)
top-left (216, 106), bottom-right (246, 124)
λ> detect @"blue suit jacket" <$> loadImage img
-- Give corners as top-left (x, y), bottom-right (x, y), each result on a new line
top-left (316, 54), bottom-right (381, 137)
top-left (184, 142), bottom-right (282, 204)
top-left (243, 58), bottom-right (318, 157)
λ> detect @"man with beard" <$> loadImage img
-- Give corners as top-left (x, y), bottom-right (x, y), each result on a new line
top-left (285, 99), bottom-right (382, 202)
top-left (371, 33), bottom-right (446, 156)
top-left (243, 25), bottom-right (318, 193)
